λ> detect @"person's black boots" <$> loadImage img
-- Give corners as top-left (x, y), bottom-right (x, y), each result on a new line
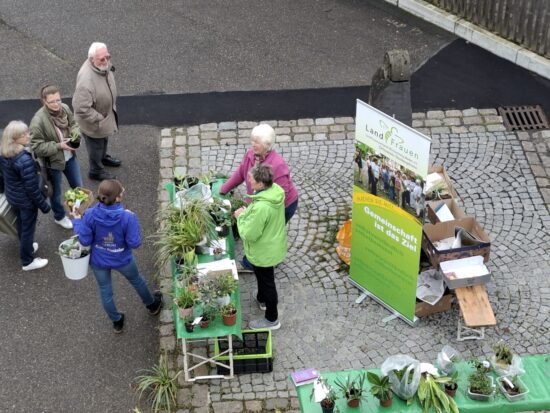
top-left (113, 313), bottom-right (125, 334)
top-left (147, 292), bottom-right (163, 316)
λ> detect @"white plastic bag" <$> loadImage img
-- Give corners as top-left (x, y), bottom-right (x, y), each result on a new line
top-left (490, 354), bottom-right (525, 377)
top-left (381, 355), bottom-right (421, 401)
top-left (416, 269), bottom-right (445, 305)
top-left (436, 345), bottom-right (461, 375)
top-left (175, 183), bottom-right (212, 208)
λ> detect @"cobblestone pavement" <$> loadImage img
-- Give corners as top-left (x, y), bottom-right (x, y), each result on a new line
top-left (156, 109), bottom-right (550, 413)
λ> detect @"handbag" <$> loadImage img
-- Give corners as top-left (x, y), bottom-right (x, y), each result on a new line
top-left (32, 152), bottom-right (53, 198)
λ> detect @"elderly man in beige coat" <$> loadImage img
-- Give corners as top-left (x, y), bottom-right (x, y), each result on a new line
top-left (72, 42), bottom-right (120, 181)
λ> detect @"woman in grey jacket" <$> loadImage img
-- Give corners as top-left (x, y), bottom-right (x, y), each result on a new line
top-left (30, 85), bottom-right (82, 230)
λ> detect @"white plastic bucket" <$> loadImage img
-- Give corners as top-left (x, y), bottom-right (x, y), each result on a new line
top-left (59, 240), bottom-right (90, 280)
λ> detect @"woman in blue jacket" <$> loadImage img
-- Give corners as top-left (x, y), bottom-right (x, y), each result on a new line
top-left (0, 121), bottom-right (51, 271)
top-left (73, 179), bottom-right (162, 333)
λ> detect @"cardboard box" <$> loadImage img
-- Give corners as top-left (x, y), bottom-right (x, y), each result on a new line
top-left (440, 256), bottom-right (491, 289)
top-left (426, 199), bottom-right (468, 224)
top-left (422, 217), bottom-right (491, 266)
top-left (415, 293), bottom-right (454, 317)
top-left (425, 165), bottom-right (459, 201)
top-left (64, 187), bottom-right (94, 216)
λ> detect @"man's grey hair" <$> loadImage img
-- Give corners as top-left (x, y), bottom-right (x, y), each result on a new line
top-left (250, 124), bottom-right (276, 151)
top-left (88, 42), bottom-right (108, 59)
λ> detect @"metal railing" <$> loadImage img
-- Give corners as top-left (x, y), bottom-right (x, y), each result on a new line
top-left (425, 0), bottom-right (550, 57)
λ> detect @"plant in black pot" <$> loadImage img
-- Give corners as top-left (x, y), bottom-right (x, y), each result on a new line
top-left (68, 125), bottom-right (81, 148)
top-left (310, 378), bottom-right (340, 413)
top-left (444, 371), bottom-right (459, 398)
top-left (367, 371), bottom-right (393, 407)
top-left (334, 372), bottom-right (367, 408)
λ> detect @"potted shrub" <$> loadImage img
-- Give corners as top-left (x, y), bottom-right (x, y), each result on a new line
top-left (467, 359), bottom-right (494, 401)
top-left (220, 303), bottom-right (237, 326)
top-left (367, 371), bottom-right (393, 407)
top-left (134, 354), bottom-right (181, 413)
top-left (417, 372), bottom-right (458, 413)
top-left (68, 125), bottom-right (82, 148)
top-left (444, 371), bottom-right (459, 398)
top-left (200, 305), bottom-right (217, 329)
top-left (214, 272), bottom-right (237, 306)
top-left (173, 287), bottom-right (197, 319)
top-left (334, 372), bottom-right (367, 408)
top-left (310, 378), bottom-right (340, 413)
top-left (184, 315), bottom-right (195, 333)
top-left (497, 375), bottom-right (529, 402)
top-left (490, 340), bottom-right (523, 376)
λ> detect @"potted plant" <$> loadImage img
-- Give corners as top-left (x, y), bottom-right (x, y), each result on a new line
top-left (200, 305), bottom-right (217, 329)
top-left (497, 375), bottom-right (529, 402)
top-left (367, 371), bottom-right (393, 407)
top-left (334, 372), bottom-right (367, 408)
top-left (491, 340), bottom-right (516, 375)
top-left (134, 353), bottom-right (181, 413)
top-left (173, 287), bottom-right (197, 319)
top-left (220, 303), bottom-right (237, 326)
top-left (310, 378), bottom-right (340, 413)
top-left (184, 315), bottom-right (195, 333)
top-left (467, 359), bottom-right (494, 401)
top-left (68, 124), bottom-right (82, 148)
top-left (417, 372), bottom-right (459, 413)
top-left (173, 174), bottom-right (199, 191)
top-left (444, 371), bottom-right (459, 398)
top-left (214, 272), bottom-right (237, 306)
top-left (58, 236), bottom-right (91, 280)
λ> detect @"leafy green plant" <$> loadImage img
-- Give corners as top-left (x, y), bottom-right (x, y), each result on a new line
top-left (69, 125), bottom-right (81, 142)
top-left (215, 272), bottom-right (237, 296)
top-left (467, 359), bottom-right (493, 396)
top-left (417, 373), bottom-right (459, 413)
top-left (174, 287), bottom-right (198, 309)
top-left (220, 303), bottom-right (237, 316)
top-left (493, 340), bottom-right (513, 365)
top-left (134, 354), bottom-right (181, 413)
top-left (310, 378), bottom-right (340, 412)
top-left (367, 371), bottom-right (392, 401)
top-left (334, 372), bottom-right (368, 402)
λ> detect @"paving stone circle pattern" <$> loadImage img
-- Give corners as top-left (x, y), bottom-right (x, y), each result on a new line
top-left (156, 109), bottom-right (550, 413)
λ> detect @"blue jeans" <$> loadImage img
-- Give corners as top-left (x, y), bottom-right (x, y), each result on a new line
top-left (49, 156), bottom-right (83, 221)
top-left (13, 206), bottom-right (38, 266)
top-left (92, 258), bottom-right (155, 322)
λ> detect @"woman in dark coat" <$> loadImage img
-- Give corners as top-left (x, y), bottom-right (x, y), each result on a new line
top-left (0, 121), bottom-right (51, 270)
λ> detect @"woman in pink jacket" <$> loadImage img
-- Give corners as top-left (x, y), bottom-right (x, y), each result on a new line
top-left (220, 124), bottom-right (298, 271)
top-left (220, 124), bottom-right (298, 223)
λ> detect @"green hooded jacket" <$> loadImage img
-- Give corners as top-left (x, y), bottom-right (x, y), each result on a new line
top-left (237, 183), bottom-right (287, 267)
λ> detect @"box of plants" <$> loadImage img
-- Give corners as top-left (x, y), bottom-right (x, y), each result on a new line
top-left (64, 187), bottom-right (93, 216)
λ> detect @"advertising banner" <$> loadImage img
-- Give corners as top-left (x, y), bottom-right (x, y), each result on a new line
top-left (350, 100), bottom-right (431, 324)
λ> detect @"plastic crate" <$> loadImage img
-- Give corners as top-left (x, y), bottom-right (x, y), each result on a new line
top-left (214, 329), bottom-right (273, 374)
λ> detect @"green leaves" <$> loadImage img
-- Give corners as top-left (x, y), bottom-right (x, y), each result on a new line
top-left (417, 374), bottom-right (458, 413)
top-left (134, 354), bottom-right (181, 413)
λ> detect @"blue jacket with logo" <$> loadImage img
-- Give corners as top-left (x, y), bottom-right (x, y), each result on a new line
top-left (73, 203), bottom-right (141, 269)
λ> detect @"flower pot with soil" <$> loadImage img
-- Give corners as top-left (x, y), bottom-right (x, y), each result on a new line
top-left (498, 375), bottom-right (529, 402)
top-left (200, 306), bottom-right (217, 329)
top-left (334, 372), bottom-right (367, 408)
top-left (174, 287), bottom-right (197, 320)
top-left (309, 378), bottom-right (339, 413)
top-left (58, 237), bottom-right (90, 280)
top-left (367, 371), bottom-right (393, 407)
top-left (467, 360), bottom-right (495, 401)
top-left (68, 125), bottom-right (81, 148)
top-left (220, 303), bottom-right (237, 326)
top-left (184, 316), bottom-right (195, 333)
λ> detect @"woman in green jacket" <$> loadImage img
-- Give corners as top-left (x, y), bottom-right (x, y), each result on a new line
top-left (235, 164), bottom-right (287, 330)
top-left (30, 85), bottom-right (82, 230)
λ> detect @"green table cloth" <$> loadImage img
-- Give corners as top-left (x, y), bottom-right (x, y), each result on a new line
top-left (294, 355), bottom-right (550, 413)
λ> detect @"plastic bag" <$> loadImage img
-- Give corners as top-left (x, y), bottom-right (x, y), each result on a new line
top-left (175, 183), bottom-right (212, 208)
top-left (416, 269), bottom-right (445, 305)
top-left (336, 219), bottom-right (352, 265)
top-left (381, 355), bottom-right (421, 401)
top-left (490, 354), bottom-right (525, 377)
top-left (436, 345), bottom-right (461, 375)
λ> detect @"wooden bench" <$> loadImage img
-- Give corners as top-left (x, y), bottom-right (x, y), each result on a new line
top-left (454, 284), bottom-right (496, 340)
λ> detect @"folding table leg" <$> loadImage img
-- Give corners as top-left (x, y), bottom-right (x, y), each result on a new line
top-left (457, 319), bottom-right (485, 341)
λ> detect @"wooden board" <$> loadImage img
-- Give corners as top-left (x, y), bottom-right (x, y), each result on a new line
top-left (455, 284), bottom-right (496, 327)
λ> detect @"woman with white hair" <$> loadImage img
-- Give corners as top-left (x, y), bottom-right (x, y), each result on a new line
top-left (0, 121), bottom-right (51, 271)
top-left (220, 124), bottom-right (298, 222)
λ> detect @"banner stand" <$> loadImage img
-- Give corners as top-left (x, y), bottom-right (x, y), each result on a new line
top-left (348, 277), bottom-right (419, 327)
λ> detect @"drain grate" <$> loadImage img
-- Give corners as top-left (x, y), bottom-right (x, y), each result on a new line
top-left (498, 105), bottom-right (549, 131)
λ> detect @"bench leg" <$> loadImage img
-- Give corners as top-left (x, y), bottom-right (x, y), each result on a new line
top-left (457, 318), bottom-right (486, 341)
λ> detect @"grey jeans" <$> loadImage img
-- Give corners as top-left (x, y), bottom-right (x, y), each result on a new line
top-left (83, 134), bottom-right (109, 174)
